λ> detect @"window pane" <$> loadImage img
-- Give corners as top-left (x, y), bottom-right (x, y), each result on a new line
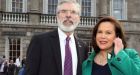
top-left (48, 0), bottom-right (58, 14)
top-left (16, 0), bottom-right (19, 2)
top-left (113, 0), bottom-right (125, 19)
top-left (9, 51), bottom-right (13, 57)
top-left (17, 45), bottom-right (20, 50)
top-left (12, 2), bottom-right (16, 7)
top-left (82, 0), bottom-right (91, 16)
top-left (12, 0), bottom-right (23, 12)
top-left (9, 38), bottom-right (21, 61)
top-left (20, 3), bottom-right (23, 7)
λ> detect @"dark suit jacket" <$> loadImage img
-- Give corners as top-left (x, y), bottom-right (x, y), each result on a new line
top-left (8, 64), bottom-right (16, 75)
top-left (25, 29), bottom-right (88, 75)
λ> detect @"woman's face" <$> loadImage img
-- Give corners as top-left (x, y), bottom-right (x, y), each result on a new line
top-left (96, 22), bottom-right (116, 51)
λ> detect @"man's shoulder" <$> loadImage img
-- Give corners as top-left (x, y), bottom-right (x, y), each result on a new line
top-left (33, 29), bottom-right (58, 39)
top-left (75, 37), bottom-right (88, 51)
top-left (75, 37), bottom-right (87, 45)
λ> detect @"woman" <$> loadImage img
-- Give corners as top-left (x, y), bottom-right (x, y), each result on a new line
top-left (82, 17), bottom-right (140, 75)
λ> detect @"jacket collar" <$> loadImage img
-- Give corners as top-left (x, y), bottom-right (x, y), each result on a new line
top-left (87, 51), bottom-right (96, 63)
top-left (87, 49), bottom-right (115, 63)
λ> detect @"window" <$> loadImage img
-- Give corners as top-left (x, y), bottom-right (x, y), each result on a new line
top-left (8, 37), bottom-right (20, 61)
top-left (81, 0), bottom-right (96, 17)
top-left (12, 0), bottom-right (23, 12)
top-left (48, 0), bottom-right (58, 14)
top-left (6, 0), bottom-right (27, 12)
top-left (43, 0), bottom-right (58, 14)
top-left (82, 0), bottom-right (91, 16)
top-left (110, 0), bottom-right (127, 20)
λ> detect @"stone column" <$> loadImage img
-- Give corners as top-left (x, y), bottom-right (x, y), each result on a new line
top-left (99, 0), bottom-right (108, 16)
top-left (29, 0), bottom-right (41, 13)
top-left (29, 13), bottom-right (40, 25)
top-left (0, 0), bottom-right (1, 11)
top-left (28, 0), bottom-right (41, 24)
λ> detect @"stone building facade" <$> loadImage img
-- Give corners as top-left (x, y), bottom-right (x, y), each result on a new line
top-left (0, 0), bottom-right (140, 61)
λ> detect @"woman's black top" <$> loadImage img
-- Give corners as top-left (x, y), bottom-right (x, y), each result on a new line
top-left (91, 61), bottom-right (112, 75)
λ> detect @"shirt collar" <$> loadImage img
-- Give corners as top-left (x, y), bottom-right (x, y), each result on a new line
top-left (58, 28), bottom-right (75, 43)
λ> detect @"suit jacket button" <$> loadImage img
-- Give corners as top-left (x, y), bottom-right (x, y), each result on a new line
top-left (117, 57), bottom-right (121, 61)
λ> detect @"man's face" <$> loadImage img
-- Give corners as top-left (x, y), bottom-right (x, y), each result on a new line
top-left (57, 3), bottom-right (80, 32)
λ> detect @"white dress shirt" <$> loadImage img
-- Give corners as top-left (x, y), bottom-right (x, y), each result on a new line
top-left (58, 28), bottom-right (78, 75)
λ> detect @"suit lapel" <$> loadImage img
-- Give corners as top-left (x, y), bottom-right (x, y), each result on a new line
top-left (75, 37), bottom-right (82, 75)
top-left (75, 37), bottom-right (82, 63)
top-left (50, 30), bottom-right (62, 75)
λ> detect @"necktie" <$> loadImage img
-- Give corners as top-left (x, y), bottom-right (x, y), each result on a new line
top-left (64, 36), bottom-right (73, 75)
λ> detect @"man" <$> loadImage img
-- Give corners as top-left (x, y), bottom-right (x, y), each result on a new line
top-left (25, 0), bottom-right (88, 75)
top-left (7, 60), bottom-right (16, 75)
top-left (15, 56), bottom-right (21, 75)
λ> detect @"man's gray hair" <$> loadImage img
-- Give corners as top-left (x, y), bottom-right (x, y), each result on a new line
top-left (56, 0), bottom-right (81, 15)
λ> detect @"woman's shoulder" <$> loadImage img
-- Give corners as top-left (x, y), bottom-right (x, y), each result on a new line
top-left (124, 48), bottom-right (140, 56)
top-left (124, 48), bottom-right (138, 53)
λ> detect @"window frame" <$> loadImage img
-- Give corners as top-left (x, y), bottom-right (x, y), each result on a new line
top-left (110, 0), bottom-right (127, 20)
top-left (6, 0), bottom-right (27, 12)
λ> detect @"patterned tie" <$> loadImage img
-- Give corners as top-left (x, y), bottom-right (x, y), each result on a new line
top-left (64, 36), bottom-right (73, 75)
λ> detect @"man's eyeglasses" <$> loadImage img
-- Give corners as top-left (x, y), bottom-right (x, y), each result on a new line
top-left (58, 10), bottom-right (79, 15)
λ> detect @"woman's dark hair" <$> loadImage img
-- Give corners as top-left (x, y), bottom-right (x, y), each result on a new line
top-left (92, 16), bottom-right (127, 53)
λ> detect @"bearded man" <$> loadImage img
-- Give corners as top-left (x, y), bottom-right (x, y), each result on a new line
top-left (25, 0), bottom-right (88, 75)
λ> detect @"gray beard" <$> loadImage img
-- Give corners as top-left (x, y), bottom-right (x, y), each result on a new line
top-left (57, 20), bottom-right (79, 32)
